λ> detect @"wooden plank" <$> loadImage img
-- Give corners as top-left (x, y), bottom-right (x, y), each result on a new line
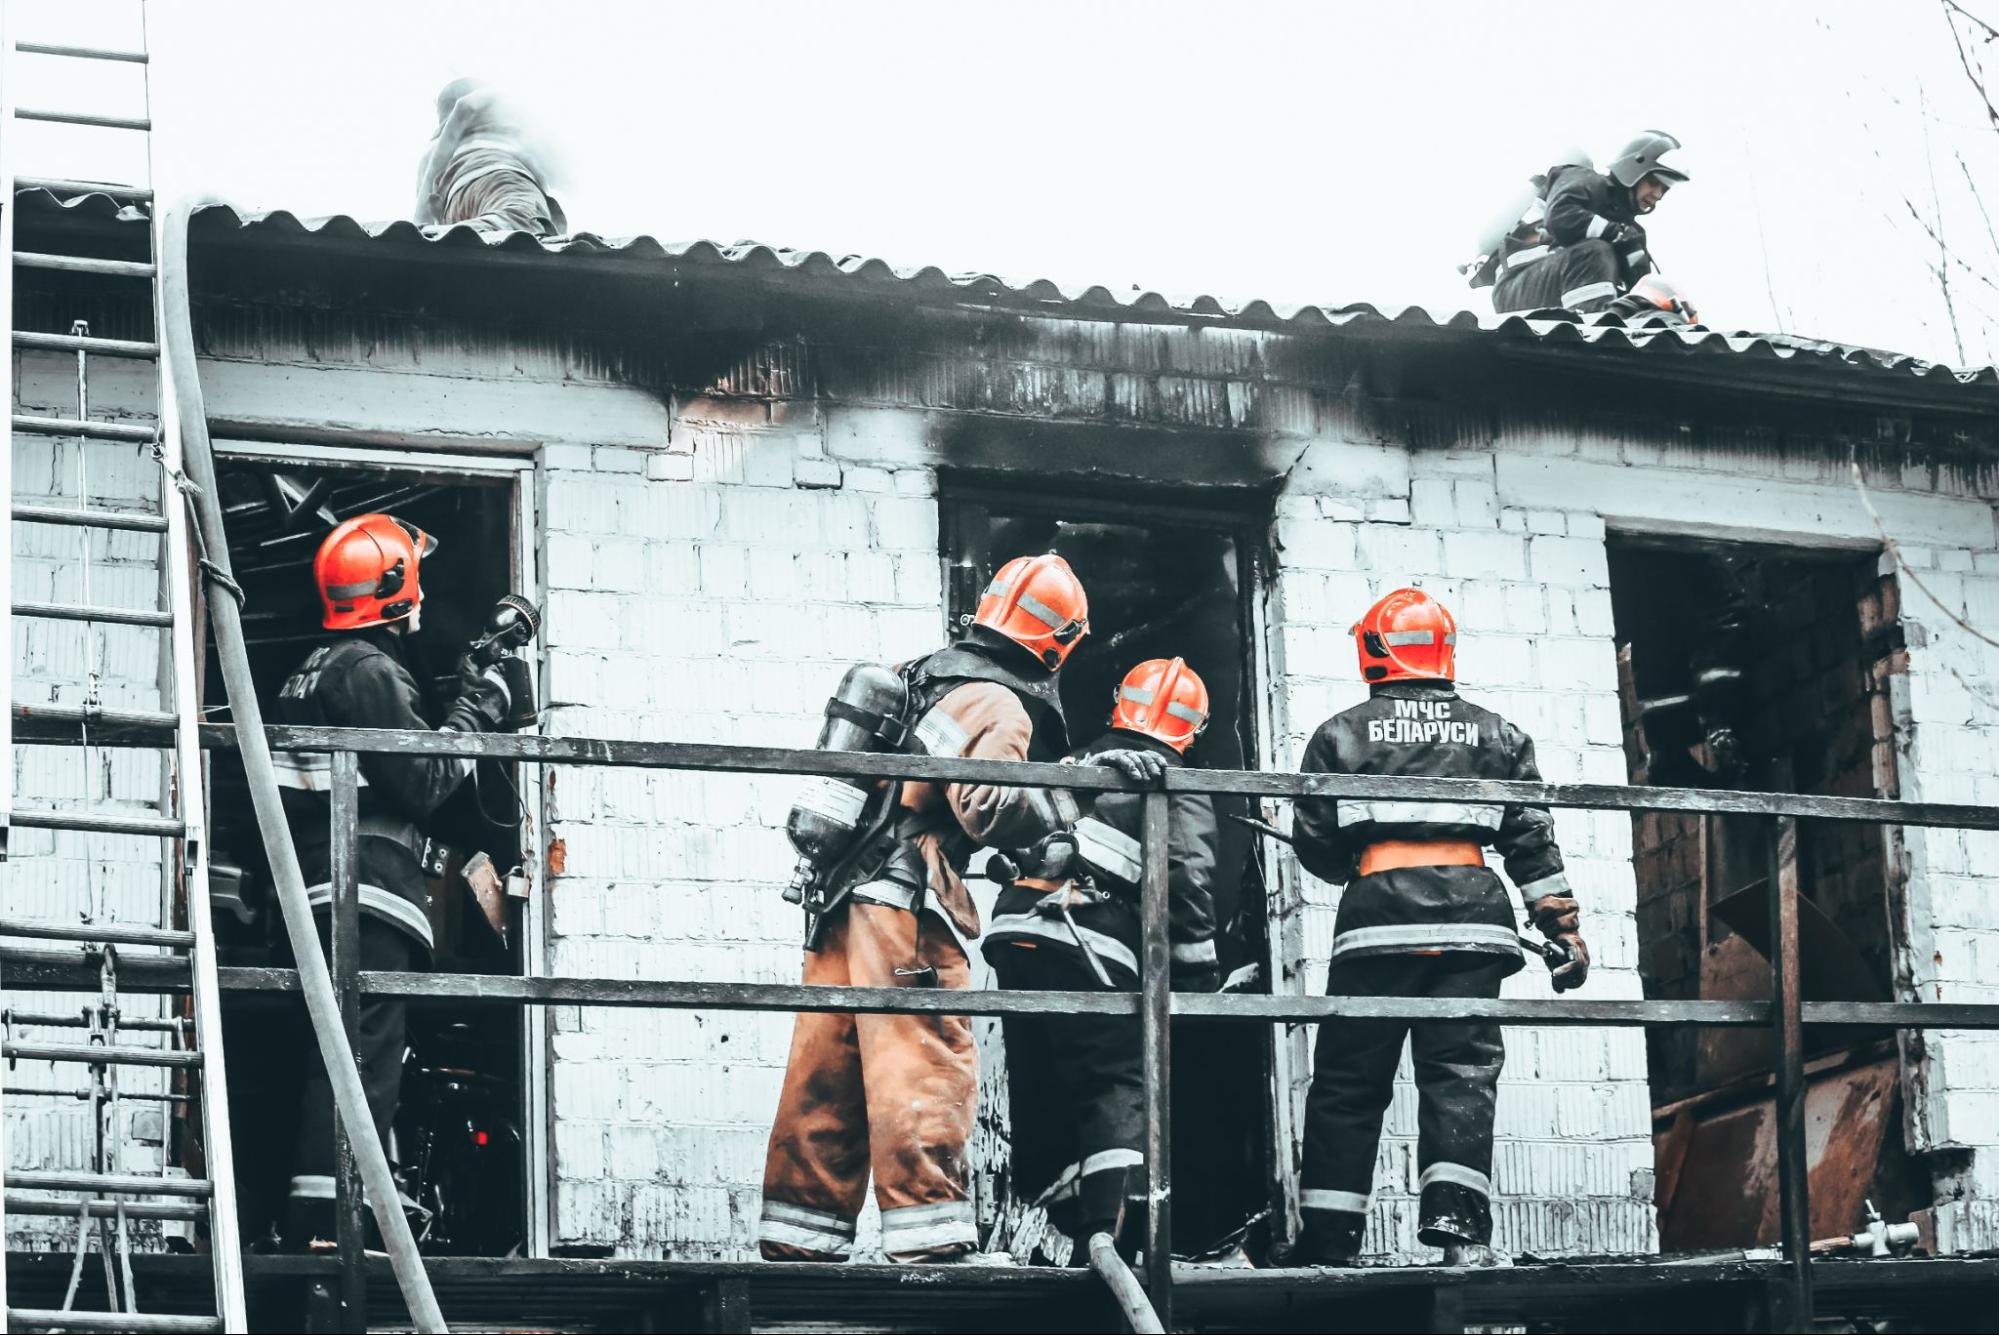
top-left (701, 1277), bottom-right (752, 1333)
top-left (1767, 815), bottom-right (1813, 1329)
top-left (14, 709), bottom-right (1999, 830)
top-left (329, 752), bottom-right (367, 1335)
top-left (1139, 790), bottom-right (1173, 1329)
top-left (11, 954), bottom-right (1999, 1033)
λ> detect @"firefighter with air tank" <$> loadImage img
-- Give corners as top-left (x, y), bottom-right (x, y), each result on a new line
top-left (765, 554), bottom-right (1171, 1264)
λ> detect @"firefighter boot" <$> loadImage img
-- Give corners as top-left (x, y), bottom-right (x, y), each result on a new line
top-left (1281, 1214), bottom-right (1364, 1267)
top-left (1441, 1242), bottom-right (1512, 1268)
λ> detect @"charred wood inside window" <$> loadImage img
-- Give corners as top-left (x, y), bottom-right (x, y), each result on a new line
top-left (206, 458), bottom-right (529, 1257)
top-left (1608, 535), bottom-right (1925, 1251)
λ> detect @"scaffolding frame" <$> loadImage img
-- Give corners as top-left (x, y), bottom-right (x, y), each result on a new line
top-left (13, 712), bottom-right (1999, 1331)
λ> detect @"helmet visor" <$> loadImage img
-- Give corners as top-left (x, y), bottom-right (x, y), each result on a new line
top-left (1647, 148), bottom-right (1689, 184)
top-left (389, 516), bottom-right (439, 558)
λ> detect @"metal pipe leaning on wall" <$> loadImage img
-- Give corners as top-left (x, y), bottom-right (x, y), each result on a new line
top-left (160, 203), bottom-right (448, 1335)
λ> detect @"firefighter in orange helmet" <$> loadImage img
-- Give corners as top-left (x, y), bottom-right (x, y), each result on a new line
top-left (1288, 588), bottom-right (1587, 1267)
top-left (764, 553), bottom-right (1154, 1263)
top-left (982, 656), bottom-right (1223, 1258)
top-left (265, 513), bottom-right (515, 1247)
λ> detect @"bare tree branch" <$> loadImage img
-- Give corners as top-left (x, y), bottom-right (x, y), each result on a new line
top-left (1944, 0), bottom-right (1999, 134)
top-left (1851, 458), bottom-right (1999, 651)
top-left (1959, 153), bottom-right (1999, 263)
top-left (1897, 194), bottom-right (1999, 299)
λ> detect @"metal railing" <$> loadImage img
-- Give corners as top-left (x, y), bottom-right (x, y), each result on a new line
top-left (13, 712), bottom-right (1999, 1333)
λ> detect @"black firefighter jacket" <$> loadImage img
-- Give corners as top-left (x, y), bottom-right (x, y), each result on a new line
top-left (1293, 682), bottom-right (1569, 975)
top-left (1503, 165), bottom-right (1655, 281)
top-left (271, 627), bottom-right (481, 953)
top-left (985, 730), bottom-right (1221, 989)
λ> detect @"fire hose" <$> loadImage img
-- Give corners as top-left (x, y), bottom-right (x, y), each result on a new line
top-left (163, 204), bottom-right (447, 1332)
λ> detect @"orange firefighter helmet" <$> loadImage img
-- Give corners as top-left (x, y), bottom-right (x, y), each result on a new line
top-left (1628, 273), bottom-right (1699, 324)
top-left (975, 553), bottom-right (1090, 671)
top-left (1111, 657), bottom-right (1209, 752)
top-left (1353, 587), bottom-right (1457, 684)
top-left (315, 513), bottom-right (438, 631)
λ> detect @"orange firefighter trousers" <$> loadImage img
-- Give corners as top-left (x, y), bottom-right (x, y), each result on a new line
top-left (759, 902), bottom-right (978, 1262)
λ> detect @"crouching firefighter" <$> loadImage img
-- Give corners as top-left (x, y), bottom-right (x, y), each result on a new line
top-left (761, 554), bottom-right (1091, 1263)
top-left (1473, 131), bottom-right (1689, 315)
top-left (1290, 589), bottom-right (1589, 1266)
top-left (270, 514), bottom-right (523, 1245)
top-left (985, 657), bottom-right (1223, 1260)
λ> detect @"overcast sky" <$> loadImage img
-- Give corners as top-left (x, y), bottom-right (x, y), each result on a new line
top-left (13, 0), bottom-right (1999, 366)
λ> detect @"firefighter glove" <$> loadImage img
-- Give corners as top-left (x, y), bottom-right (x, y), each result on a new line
top-left (1609, 222), bottom-right (1652, 278)
top-left (1549, 932), bottom-right (1590, 993)
top-left (1527, 893), bottom-right (1581, 938)
top-left (443, 653), bottom-right (511, 733)
top-left (1094, 748), bottom-right (1168, 786)
top-left (1013, 830), bottom-right (1079, 883)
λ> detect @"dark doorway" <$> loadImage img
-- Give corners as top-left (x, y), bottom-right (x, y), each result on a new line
top-left (207, 455), bottom-right (532, 1257)
top-left (1606, 535), bottom-right (1924, 1251)
top-left (942, 478), bottom-right (1275, 1257)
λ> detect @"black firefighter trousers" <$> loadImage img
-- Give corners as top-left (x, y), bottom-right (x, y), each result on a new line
top-left (284, 916), bottom-right (420, 1245)
top-left (992, 946), bottom-right (1147, 1253)
top-left (1492, 238), bottom-right (1623, 315)
top-left (1299, 953), bottom-right (1510, 1258)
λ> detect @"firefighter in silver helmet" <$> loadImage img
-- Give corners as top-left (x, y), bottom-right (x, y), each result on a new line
top-left (1483, 131), bottom-right (1690, 315)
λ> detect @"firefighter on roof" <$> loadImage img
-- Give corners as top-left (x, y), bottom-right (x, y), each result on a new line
top-left (764, 554), bottom-right (1146, 1263)
top-left (269, 514), bottom-right (517, 1246)
top-left (415, 78), bottom-right (567, 237)
top-left (985, 656), bottom-right (1223, 1259)
top-left (1479, 131), bottom-right (1689, 316)
top-left (1289, 588), bottom-right (1589, 1266)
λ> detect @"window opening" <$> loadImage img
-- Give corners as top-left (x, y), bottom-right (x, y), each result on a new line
top-left (1607, 535), bottom-right (1923, 1251)
top-left (942, 478), bottom-right (1275, 1258)
top-left (208, 458), bottom-right (530, 1257)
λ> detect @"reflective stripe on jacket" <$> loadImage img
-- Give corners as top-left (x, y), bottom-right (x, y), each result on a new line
top-left (984, 730), bottom-right (1221, 985)
top-left (272, 628), bottom-right (472, 951)
top-left (1293, 682), bottom-right (1568, 970)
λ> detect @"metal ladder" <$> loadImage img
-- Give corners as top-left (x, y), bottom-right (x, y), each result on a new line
top-left (1, 3), bottom-right (248, 1330)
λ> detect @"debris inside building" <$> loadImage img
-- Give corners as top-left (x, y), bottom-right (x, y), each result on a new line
top-left (7, 8), bottom-right (1999, 1335)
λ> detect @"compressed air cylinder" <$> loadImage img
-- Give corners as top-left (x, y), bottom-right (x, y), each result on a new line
top-left (785, 663), bottom-right (909, 867)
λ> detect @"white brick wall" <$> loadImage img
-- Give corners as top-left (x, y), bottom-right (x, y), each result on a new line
top-left (541, 398), bottom-right (948, 1255)
top-left (1891, 533), bottom-right (1999, 1248)
top-left (1271, 436), bottom-right (1655, 1259)
top-left (21, 286), bottom-right (1999, 1266)
top-left (1273, 406), bottom-right (1999, 1257)
top-left (7, 354), bottom-right (178, 1245)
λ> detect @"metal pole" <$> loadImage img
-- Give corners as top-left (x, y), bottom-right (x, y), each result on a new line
top-left (1088, 1231), bottom-right (1166, 1334)
top-left (158, 205), bottom-right (446, 1332)
top-left (1767, 814), bottom-right (1812, 1330)
top-left (330, 751), bottom-right (367, 1333)
top-left (1139, 790), bottom-right (1173, 1329)
top-left (0, 4), bottom-right (19, 1309)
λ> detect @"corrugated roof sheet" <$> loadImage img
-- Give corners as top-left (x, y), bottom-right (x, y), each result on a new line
top-left (19, 187), bottom-right (1999, 396)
